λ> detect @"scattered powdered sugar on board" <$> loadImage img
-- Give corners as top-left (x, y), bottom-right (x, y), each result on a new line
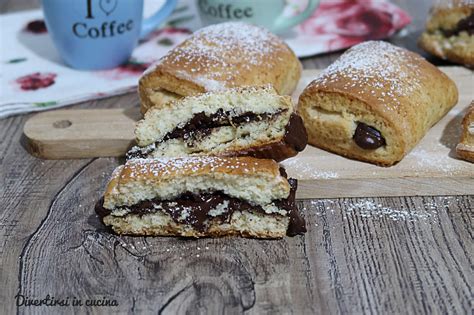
top-left (343, 199), bottom-right (434, 221)
top-left (307, 197), bottom-right (460, 222)
top-left (282, 158), bottom-right (340, 179)
top-left (409, 148), bottom-right (465, 175)
top-left (311, 41), bottom-right (423, 110)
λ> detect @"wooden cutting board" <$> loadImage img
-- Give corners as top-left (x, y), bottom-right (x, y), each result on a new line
top-left (23, 67), bottom-right (474, 198)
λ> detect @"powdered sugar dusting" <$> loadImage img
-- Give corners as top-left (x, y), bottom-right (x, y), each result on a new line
top-left (156, 22), bottom-right (287, 90)
top-left (310, 198), bottom-right (445, 222)
top-left (312, 41), bottom-right (423, 111)
top-left (122, 156), bottom-right (277, 179)
top-left (409, 148), bottom-right (465, 174)
top-left (282, 158), bottom-right (340, 179)
top-left (343, 199), bottom-right (434, 221)
top-left (175, 70), bottom-right (225, 91)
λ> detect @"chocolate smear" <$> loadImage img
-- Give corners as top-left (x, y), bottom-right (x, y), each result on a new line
top-left (283, 113), bottom-right (308, 152)
top-left (276, 179), bottom-right (306, 236)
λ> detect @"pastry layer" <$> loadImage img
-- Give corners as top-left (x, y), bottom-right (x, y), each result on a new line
top-left (298, 41), bottom-right (458, 166)
top-left (102, 210), bottom-right (290, 238)
top-left (141, 88), bottom-right (181, 113)
top-left (139, 22), bottom-right (301, 114)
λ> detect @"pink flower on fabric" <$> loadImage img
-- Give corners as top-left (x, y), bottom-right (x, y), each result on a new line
top-left (298, 0), bottom-right (411, 50)
top-left (153, 27), bottom-right (192, 36)
top-left (96, 60), bottom-right (152, 80)
top-left (16, 72), bottom-right (57, 91)
top-left (25, 20), bottom-right (48, 34)
top-left (118, 61), bottom-right (151, 75)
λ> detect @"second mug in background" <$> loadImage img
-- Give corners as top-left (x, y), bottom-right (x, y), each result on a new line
top-left (197, 0), bottom-right (320, 34)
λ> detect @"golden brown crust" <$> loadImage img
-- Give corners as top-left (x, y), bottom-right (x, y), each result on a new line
top-left (223, 140), bottom-right (298, 162)
top-left (297, 41), bottom-right (458, 166)
top-left (456, 102), bottom-right (474, 162)
top-left (139, 22), bottom-right (301, 113)
top-left (114, 156), bottom-right (281, 183)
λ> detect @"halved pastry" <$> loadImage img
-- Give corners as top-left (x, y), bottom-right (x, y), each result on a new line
top-left (419, 1), bottom-right (474, 66)
top-left (456, 101), bottom-right (474, 162)
top-left (95, 157), bottom-right (306, 238)
top-left (139, 22), bottom-right (302, 114)
top-left (298, 41), bottom-right (458, 166)
top-left (127, 86), bottom-right (307, 162)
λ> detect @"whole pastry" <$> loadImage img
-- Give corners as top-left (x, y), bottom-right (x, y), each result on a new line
top-left (419, 1), bottom-right (474, 66)
top-left (298, 41), bottom-right (458, 166)
top-left (139, 22), bottom-right (302, 114)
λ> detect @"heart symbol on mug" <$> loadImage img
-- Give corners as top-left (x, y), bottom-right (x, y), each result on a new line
top-left (99, 0), bottom-right (118, 16)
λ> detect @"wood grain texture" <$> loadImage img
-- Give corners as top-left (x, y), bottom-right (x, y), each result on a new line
top-left (0, 94), bottom-right (139, 315)
top-left (23, 108), bottom-right (140, 159)
top-left (14, 160), bottom-right (473, 314)
top-left (1, 0), bottom-right (472, 314)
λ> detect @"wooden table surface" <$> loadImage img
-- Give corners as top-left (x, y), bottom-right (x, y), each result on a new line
top-left (1, 0), bottom-right (472, 314)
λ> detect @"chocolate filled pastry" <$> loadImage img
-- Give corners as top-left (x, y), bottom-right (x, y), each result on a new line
top-left (456, 101), bottom-right (474, 162)
top-left (298, 41), bottom-right (458, 166)
top-left (96, 157), bottom-right (306, 238)
top-left (127, 86), bottom-right (307, 162)
top-left (419, 1), bottom-right (474, 66)
top-left (139, 22), bottom-right (301, 114)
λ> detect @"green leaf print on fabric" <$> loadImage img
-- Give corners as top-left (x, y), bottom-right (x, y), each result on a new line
top-left (34, 101), bottom-right (58, 107)
top-left (7, 58), bottom-right (27, 64)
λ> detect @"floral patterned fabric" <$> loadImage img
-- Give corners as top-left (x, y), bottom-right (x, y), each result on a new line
top-left (294, 0), bottom-right (411, 54)
top-left (0, 0), bottom-right (410, 119)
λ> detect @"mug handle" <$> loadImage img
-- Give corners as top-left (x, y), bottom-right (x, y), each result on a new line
top-left (272, 0), bottom-right (320, 33)
top-left (140, 0), bottom-right (178, 39)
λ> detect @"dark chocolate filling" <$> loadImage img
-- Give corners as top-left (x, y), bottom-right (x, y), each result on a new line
top-left (440, 12), bottom-right (474, 37)
top-left (95, 178), bottom-right (306, 236)
top-left (163, 109), bottom-right (276, 142)
top-left (126, 111), bottom-right (307, 159)
top-left (353, 122), bottom-right (386, 150)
